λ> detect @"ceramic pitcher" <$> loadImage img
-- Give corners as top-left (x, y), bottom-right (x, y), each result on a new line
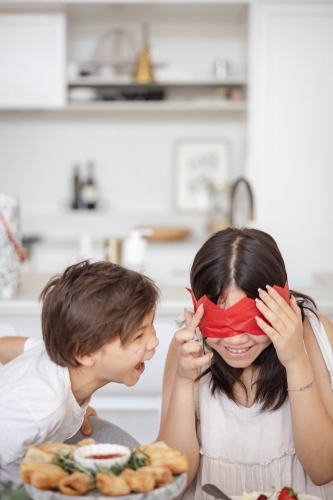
top-left (0, 194), bottom-right (22, 299)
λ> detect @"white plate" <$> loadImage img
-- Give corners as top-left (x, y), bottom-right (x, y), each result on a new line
top-left (230, 494), bottom-right (322, 500)
top-left (25, 472), bottom-right (186, 500)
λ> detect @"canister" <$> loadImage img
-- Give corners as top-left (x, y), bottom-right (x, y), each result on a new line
top-left (0, 194), bottom-right (23, 299)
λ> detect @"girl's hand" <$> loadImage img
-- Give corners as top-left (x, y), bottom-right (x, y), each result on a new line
top-left (175, 304), bottom-right (213, 383)
top-left (81, 405), bottom-right (98, 435)
top-left (255, 286), bottom-right (306, 369)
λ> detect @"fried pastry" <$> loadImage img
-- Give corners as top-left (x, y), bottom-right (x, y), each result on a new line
top-left (21, 445), bottom-right (56, 466)
top-left (38, 442), bottom-right (77, 456)
top-left (29, 464), bottom-right (68, 490)
top-left (149, 450), bottom-right (188, 474)
top-left (76, 438), bottom-right (97, 447)
top-left (96, 471), bottom-right (131, 496)
top-left (135, 441), bottom-right (189, 474)
top-left (21, 463), bottom-right (45, 484)
top-left (140, 466), bottom-right (173, 487)
top-left (120, 468), bottom-right (155, 493)
top-left (58, 471), bottom-right (94, 496)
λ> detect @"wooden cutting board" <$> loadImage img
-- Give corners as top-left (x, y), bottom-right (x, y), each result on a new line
top-left (138, 226), bottom-right (191, 242)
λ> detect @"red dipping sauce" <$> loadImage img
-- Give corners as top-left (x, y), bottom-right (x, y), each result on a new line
top-left (86, 453), bottom-right (125, 459)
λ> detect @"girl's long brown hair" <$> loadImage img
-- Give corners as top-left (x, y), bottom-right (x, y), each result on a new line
top-left (190, 227), bottom-right (316, 411)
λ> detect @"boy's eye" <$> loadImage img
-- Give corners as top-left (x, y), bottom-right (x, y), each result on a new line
top-left (135, 333), bottom-right (143, 341)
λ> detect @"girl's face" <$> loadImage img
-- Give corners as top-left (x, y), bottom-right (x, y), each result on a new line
top-left (205, 285), bottom-right (272, 369)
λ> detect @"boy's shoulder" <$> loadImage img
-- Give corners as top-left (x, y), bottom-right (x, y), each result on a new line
top-left (0, 339), bottom-right (70, 405)
top-left (24, 337), bottom-right (44, 352)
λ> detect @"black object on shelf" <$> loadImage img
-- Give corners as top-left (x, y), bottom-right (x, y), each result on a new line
top-left (71, 164), bottom-right (81, 209)
top-left (81, 161), bottom-right (98, 209)
top-left (97, 88), bottom-right (165, 101)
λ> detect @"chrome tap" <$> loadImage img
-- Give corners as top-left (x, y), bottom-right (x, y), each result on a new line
top-left (230, 177), bottom-right (254, 227)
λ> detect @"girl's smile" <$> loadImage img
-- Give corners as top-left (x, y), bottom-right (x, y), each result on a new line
top-left (206, 286), bottom-right (271, 368)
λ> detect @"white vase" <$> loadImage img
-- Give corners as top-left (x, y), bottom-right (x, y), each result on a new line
top-left (0, 194), bottom-right (21, 299)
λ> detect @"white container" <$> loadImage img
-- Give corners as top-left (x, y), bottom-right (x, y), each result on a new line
top-left (0, 194), bottom-right (22, 299)
top-left (73, 443), bottom-right (131, 471)
top-left (122, 229), bottom-right (152, 269)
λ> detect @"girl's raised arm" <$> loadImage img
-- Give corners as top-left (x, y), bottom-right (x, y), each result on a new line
top-left (256, 287), bottom-right (333, 485)
top-left (158, 305), bottom-right (213, 486)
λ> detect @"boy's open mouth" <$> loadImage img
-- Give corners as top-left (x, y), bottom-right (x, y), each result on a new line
top-left (134, 362), bottom-right (145, 374)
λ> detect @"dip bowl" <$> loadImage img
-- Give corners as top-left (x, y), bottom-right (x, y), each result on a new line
top-left (73, 443), bottom-right (131, 471)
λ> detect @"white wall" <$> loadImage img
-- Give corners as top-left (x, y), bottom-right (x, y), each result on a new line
top-left (0, 111), bottom-right (247, 239)
top-left (0, 6), bottom-right (248, 241)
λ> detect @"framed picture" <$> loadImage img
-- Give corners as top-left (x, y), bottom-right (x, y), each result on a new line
top-left (175, 138), bottom-right (230, 213)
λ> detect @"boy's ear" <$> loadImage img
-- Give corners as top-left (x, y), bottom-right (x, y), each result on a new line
top-left (75, 353), bottom-right (95, 367)
top-left (73, 345), bottom-right (95, 367)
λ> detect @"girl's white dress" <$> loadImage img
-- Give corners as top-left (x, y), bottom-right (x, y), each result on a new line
top-left (181, 311), bottom-right (333, 500)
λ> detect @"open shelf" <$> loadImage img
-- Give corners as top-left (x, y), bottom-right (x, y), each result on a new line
top-left (68, 77), bottom-right (247, 87)
top-left (66, 99), bottom-right (246, 111)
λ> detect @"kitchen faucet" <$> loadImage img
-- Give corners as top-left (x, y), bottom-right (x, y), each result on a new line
top-left (229, 177), bottom-right (254, 227)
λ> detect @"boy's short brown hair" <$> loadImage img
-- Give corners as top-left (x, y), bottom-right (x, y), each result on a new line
top-left (40, 261), bottom-right (160, 367)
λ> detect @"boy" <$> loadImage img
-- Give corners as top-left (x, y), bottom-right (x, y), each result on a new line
top-left (0, 260), bottom-right (159, 481)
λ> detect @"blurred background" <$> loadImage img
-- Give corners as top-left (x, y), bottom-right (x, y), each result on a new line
top-left (1, 0), bottom-right (333, 443)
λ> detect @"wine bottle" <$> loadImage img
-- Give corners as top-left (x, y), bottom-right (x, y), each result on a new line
top-left (71, 164), bottom-right (81, 209)
top-left (81, 161), bottom-right (97, 209)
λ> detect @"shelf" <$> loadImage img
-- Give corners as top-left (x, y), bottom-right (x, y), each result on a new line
top-left (68, 77), bottom-right (247, 87)
top-left (0, 100), bottom-right (246, 112)
top-left (66, 99), bottom-right (246, 111)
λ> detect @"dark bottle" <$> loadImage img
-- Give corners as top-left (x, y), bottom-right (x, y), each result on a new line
top-left (81, 161), bottom-right (98, 209)
top-left (71, 165), bottom-right (81, 209)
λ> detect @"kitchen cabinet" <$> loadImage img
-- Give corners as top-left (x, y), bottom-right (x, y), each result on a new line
top-left (248, 2), bottom-right (333, 284)
top-left (66, 2), bottom-right (248, 112)
top-left (0, 12), bottom-right (66, 108)
top-left (0, 1), bottom-right (248, 112)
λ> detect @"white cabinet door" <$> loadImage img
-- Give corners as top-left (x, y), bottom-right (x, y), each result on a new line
top-left (0, 13), bottom-right (66, 108)
top-left (248, 3), bottom-right (333, 284)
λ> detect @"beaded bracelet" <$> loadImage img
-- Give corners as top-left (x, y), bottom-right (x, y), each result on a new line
top-left (287, 380), bottom-right (314, 392)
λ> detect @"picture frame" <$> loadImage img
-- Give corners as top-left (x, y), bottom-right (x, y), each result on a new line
top-left (174, 138), bottom-right (230, 213)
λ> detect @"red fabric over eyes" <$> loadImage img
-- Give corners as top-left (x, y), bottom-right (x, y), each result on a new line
top-left (187, 282), bottom-right (290, 338)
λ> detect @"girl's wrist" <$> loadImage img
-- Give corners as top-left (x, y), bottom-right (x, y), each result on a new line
top-left (285, 356), bottom-right (313, 383)
top-left (284, 352), bottom-right (310, 374)
top-left (175, 373), bottom-right (196, 387)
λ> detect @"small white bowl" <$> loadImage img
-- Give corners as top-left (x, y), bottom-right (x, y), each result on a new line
top-left (73, 443), bottom-right (131, 471)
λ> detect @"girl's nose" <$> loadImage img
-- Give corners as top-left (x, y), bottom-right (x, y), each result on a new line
top-left (226, 333), bottom-right (250, 345)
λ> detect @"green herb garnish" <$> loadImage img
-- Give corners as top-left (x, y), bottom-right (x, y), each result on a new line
top-left (53, 450), bottom-right (149, 477)
top-left (52, 452), bottom-right (94, 476)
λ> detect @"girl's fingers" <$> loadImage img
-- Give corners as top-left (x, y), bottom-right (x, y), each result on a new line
top-left (255, 298), bottom-right (287, 333)
top-left (194, 351), bottom-right (214, 367)
top-left (184, 304), bottom-right (204, 331)
top-left (255, 315), bottom-right (279, 340)
top-left (175, 329), bottom-right (198, 344)
top-left (260, 286), bottom-right (295, 323)
top-left (289, 295), bottom-right (303, 321)
top-left (256, 288), bottom-right (298, 332)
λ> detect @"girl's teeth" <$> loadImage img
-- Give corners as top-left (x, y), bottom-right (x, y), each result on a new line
top-left (226, 347), bottom-right (250, 353)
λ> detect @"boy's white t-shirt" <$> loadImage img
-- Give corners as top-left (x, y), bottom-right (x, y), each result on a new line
top-left (0, 337), bottom-right (89, 479)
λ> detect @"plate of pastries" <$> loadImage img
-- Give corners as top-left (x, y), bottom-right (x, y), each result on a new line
top-left (22, 439), bottom-right (188, 499)
top-left (231, 488), bottom-right (323, 500)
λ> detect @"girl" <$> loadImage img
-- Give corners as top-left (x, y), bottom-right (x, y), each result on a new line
top-left (158, 228), bottom-right (333, 499)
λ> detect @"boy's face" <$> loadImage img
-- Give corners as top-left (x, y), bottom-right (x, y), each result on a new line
top-left (92, 310), bottom-right (159, 387)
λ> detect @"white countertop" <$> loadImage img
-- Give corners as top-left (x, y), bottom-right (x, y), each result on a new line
top-left (2, 269), bottom-right (333, 319)
top-left (0, 269), bottom-right (192, 318)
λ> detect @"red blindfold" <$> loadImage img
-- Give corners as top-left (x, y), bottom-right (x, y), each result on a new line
top-left (187, 282), bottom-right (290, 338)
